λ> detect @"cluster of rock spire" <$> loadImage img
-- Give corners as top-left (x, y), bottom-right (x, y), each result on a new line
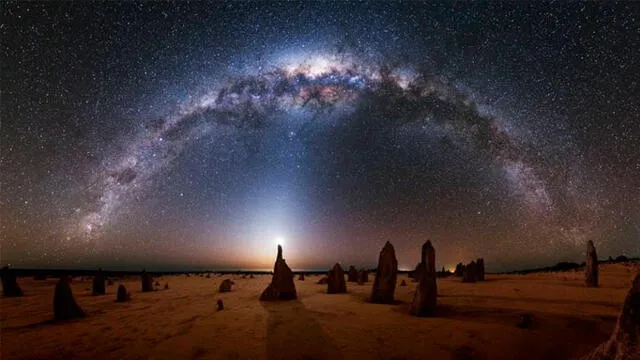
top-left (4, 237), bottom-right (639, 358)
top-left (451, 258), bottom-right (486, 283)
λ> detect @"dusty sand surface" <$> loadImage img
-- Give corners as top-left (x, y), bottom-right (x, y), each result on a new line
top-left (2, 263), bottom-right (638, 360)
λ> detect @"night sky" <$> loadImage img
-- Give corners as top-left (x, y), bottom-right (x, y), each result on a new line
top-left (1, 2), bottom-right (639, 272)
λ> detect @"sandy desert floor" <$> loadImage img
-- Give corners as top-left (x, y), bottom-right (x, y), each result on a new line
top-left (1, 262), bottom-right (638, 360)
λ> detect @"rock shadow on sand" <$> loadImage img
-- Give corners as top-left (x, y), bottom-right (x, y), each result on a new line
top-left (261, 300), bottom-right (343, 360)
top-left (348, 290), bottom-right (406, 306)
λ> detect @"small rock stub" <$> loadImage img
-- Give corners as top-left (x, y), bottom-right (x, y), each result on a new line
top-left (116, 284), bottom-right (130, 302)
top-left (92, 269), bottom-right (106, 296)
top-left (141, 270), bottom-right (153, 292)
top-left (0, 266), bottom-right (23, 297)
top-left (328, 263), bottom-right (347, 294)
top-left (54, 276), bottom-right (85, 321)
top-left (347, 266), bottom-right (359, 282)
top-left (219, 279), bottom-right (233, 293)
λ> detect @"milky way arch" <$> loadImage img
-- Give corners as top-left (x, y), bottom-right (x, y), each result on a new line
top-left (73, 51), bottom-right (554, 241)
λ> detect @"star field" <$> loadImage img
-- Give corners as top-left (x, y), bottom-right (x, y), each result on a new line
top-left (1, 2), bottom-right (639, 271)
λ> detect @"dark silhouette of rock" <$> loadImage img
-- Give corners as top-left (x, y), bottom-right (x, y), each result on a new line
top-left (370, 241), bottom-right (398, 304)
top-left (358, 269), bottom-right (368, 285)
top-left (298, 273), bottom-right (305, 281)
top-left (517, 313), bottom-right (534, 329)
top-left (400, 280), bottom-right (407, 286)
top-left (1, 266), bottom-right (23, 297)
top-left (249, 274), bottom-right (255, 279)
top-left (410, 240), bottom-right (438, 316)
top-left (462, 261), bottom-right (477, 283)
top-left (219, 279), bottom-right (233, 293)
top-left (454, 263), bottom-right (465, 277)
top-left (582, 271), bottom-right (640, 360)
top-left (616, 255), bottom-right (629, 262)
top-left (347, 266), bottom-right (358, 282)
top-left (259, 245), bottom-right (297, 301)
top-left (164, 283), bottom-right (169, 290)
top-left (141, 270), bottom-right (153, 292)
top-left (477, 258), bottom-right (485, 281)
top-left (54, 276), bottom-right (85, 321)
top-left (217, 299), bottom-right (224, 311)
top-left (411, 262), bottom-right (424, 283)
top-left (116, 284), bottom-right (131, 302)
top-left (260, 283), bottom-right (278, 299)
top-left (316, 276), bottom-right (328, 284)
top-left (585, 240), bottom-right (599, 287)
top-left (92, 268), bottom-right (106, 296)
top-left (107, 279), bottom-right (113, 286)
top-left (206, 273), bottom-right (211, 278)
top-left (328, 263), bottom-right (347, 294)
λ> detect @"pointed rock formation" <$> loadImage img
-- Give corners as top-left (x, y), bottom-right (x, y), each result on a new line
top-left (358, 269), bottom-right (369, 285)
top-left (410, 240), bottom-right (438, 316)
top-left (582, 271), bottom-right (640, 360)
top-left (410, 262), bottom-right (423, 282)
top-left (217, 299), bottom-right (224, 311)
top-left (476, 258), bottom-right (485, 281)
top-left (316, 276), bottom-right (328, 285)
top-left (454, 263), bottom-right (465, 277)
top-left (400, 280), bottom-right (407, 286)
top-left (92, 268), bottom-right (106, 296)
top-left (585, 240), bottom-right (599, 287)
top-left (347, 266), bottom-right (359, 282)
top-left (327, 263), bottom-right (347, 294)
top-left (164, 283), bottom-right (169, 290)
top-left (219, 279), bottom-right (233, 293)
top-left (54, 276), bottom-right (85, 321)
top-left (298, 273), bottom-right (305, 281)
top-left (259, 245), bottom-right (297, 301)
top-left (141, 270), bottom-right (153, 292)
top-left (462, 261), bottom-right (477, 283)
top-left (370, 241), bottom-right (398, 304)
top-left (1, 266), bottom-right (23, 297)
top-left (116, 284), bottom-right (130, 302)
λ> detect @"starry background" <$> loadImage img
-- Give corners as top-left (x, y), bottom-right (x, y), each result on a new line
top-left (1, 1), bottom-right (639, 272)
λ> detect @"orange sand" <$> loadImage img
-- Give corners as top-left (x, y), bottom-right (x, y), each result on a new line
top-left (1, 262), bottom-right (638, 360)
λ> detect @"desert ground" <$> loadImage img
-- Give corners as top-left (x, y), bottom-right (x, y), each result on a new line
top-left (1, 262), bottom-right (638, 360)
